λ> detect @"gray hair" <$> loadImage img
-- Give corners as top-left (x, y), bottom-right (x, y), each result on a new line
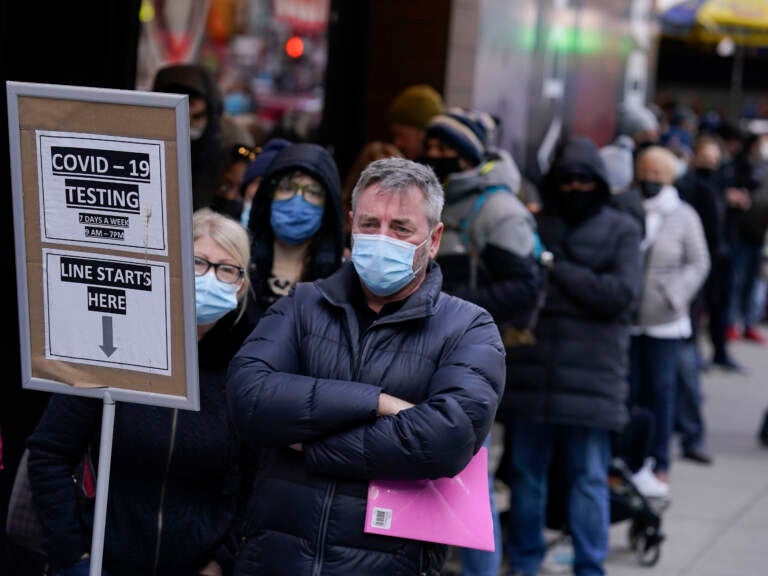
top-left (351, 157), bottom-right (444, 228)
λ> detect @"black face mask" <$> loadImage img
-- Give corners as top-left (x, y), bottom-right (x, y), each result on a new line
top-left (419, 156), bottom-right (463, 182)
top-left (558, 189), bottom-right (604, 224)
top-left (695, 167), bottom-right (716, 179)
top-left (638, 180), bottom-right (664, 199)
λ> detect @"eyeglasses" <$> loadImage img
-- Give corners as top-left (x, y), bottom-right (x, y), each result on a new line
top-left (194, 256), bottom-right (244, 284)
top-left (274, 173), bottom-right (326, 206)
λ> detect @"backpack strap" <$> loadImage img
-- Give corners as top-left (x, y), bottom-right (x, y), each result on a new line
top-left (460, 185), bottom-right (509, 289)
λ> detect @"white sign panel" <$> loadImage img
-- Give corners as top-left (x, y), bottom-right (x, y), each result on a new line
top-left (43, 249), bottom-right (171, 374)
top-left (37, 131), bottom-right (168, 254)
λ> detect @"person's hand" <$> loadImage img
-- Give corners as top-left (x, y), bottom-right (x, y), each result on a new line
top-left (377, 393), bottom-right (414, 416)
top-left (198, 560), bottom-right (223, 576)
top-left (289, 443), bottom-right (303, 451)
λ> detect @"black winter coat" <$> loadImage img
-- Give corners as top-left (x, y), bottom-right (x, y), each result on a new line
top-left (500, 205), bottom-right (642, 431)
top-left (226, 261), bottom-right (505, 576)
top-left (499, 137), bottom-right (642, 431)
top-left (27, 310), bottom-right (252, 576)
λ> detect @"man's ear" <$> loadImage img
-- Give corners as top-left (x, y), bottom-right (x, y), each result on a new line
top-left (428, 222), bottom-right (444, 259)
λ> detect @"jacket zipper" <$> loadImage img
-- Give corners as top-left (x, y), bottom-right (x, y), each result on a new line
top-left (152, 408), bottom-right (178, 576)
top-left (311, 481), bottom-right (336, 576)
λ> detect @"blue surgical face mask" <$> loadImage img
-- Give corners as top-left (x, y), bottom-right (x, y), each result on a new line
top-left (270, 195), bottom-right (325, 245)
top-left (351, 233), bottom-right (429, 296)
top-left (195, 272), bottom-right (239, 325)
top-left (224, 92), bottom-right (252, 116)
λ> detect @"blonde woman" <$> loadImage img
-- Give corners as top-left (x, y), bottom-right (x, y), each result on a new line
top-left (27, 208), bottom-right (254, 576)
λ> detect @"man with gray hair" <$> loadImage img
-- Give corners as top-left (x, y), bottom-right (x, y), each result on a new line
top-left (227, 157), bottom-right (505, 576)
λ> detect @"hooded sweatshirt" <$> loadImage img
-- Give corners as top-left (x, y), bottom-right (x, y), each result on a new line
top-left (246, 143), bottom-right (344, 324)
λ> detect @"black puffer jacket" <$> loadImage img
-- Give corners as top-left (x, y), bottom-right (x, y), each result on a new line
top-left (27, 310), bottom-right (252, 576)
top-left (499, 137), bottom-right (642, 431)
top-left (226, 261), bottom-right (505, 576)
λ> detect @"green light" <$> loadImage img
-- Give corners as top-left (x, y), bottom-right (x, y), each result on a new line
top-left (548, 24), bottom-right (575, 51)
top-left (517, 24), bottom-right (537, 51)
top-left (577, 31), bottom-right (604, 54)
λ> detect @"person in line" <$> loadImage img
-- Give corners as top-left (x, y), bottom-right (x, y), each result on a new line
top-left (341, 84), bottom-right (445, 243)
top-left (238, 137), bottom-right (292, 227)
top-left (152, 63), bottom-right (254, 211)
top-left (599, 101), bottom-right (662, 229)
top-left (629, 145), bottom-right (710, 491)
top-left (226, 157), bottom-right (505, 576)
top-left (421, 107), bottom-right (542, 576)
top-left (500, 136), bottom-right (643, 576)
top-left (26, 208), bottom-right (255, 576)
top-left (725, 132), bottom-right (768, 344)
top-left (674, 134), bottom-right (728, 463)
top-left (244, 142), bottom-right (345, 325)
top-left (210, 142), bottom-right (259, 221)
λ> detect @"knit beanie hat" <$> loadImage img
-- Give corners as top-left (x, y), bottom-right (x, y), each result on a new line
top-left (618, 102), bottom-right (660, 138)
top-left (425, 108), bottom-right (491, 166)
top-left (240, 138), bottom-right (292, 193)
top-left (387, 84), bottom-right (444, 130)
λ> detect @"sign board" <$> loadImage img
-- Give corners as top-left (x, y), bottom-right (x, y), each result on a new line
top-left (7, 81), bottom-right (199, 410)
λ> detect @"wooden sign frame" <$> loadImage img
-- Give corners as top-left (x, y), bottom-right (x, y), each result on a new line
top-left (7, 81), bottom-right (199, 410)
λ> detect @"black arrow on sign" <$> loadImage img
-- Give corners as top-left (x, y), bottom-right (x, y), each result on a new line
top-left (99, 316), bottom-right (117, 357)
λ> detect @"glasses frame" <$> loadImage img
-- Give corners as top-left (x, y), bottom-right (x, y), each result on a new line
top-left (194, 256), bottom-right (244, 284)
top-left (274, 173), bottom-right (326, 206)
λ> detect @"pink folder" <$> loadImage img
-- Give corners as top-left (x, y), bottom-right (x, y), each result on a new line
top-left (364, 447), bottom-right (494, 551)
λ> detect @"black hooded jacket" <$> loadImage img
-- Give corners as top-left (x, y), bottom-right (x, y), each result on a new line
top-left (245, 143), bottom-right (344, 324)
top-left (500, 137), bottom-right (642, 431)
top-left (152, 64), bottom-right (225, 211)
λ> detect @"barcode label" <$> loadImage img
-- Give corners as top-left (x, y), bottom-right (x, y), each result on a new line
top-left (371, 507), bottom-right (392, 529)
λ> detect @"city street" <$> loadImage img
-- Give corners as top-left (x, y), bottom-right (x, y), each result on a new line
top-left (448, 334), bottom-right (768, 575)
top-left (604, 336), bottom-right (768, 576)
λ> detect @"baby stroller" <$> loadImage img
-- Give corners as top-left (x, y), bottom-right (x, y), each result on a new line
top-left (606, 457), bottom-right (668, 566)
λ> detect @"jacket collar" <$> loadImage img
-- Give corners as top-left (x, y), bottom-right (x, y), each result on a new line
top-left (316, 260), bottom-right (444, 322)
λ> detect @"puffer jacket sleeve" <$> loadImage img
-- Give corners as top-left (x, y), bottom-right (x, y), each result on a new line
top-left (304, 301), bottom-right (505, 481)
top-left (549, 213), bottom-right (642, 320)
top-left (226, 293), bottom-right (382, 450)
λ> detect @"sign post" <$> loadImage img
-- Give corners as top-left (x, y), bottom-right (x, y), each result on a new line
top-left (7, 81), bottom-right (199, 576)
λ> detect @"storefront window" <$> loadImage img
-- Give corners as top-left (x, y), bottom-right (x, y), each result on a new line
top-left (136, 0), bottom-right (330, 143)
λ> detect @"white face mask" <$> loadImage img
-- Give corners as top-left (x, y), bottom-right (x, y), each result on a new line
top-left (676, 158), bottom-right (688, 178)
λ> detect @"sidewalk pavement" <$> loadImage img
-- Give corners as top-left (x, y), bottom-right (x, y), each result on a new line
top-left (447, 334), bottom-right (768, 576)
top-left (603, 336), bottom-right (768, 576)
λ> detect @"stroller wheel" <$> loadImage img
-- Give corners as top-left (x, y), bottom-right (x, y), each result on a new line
top-left (627, 522), bottom-right (641, 550)
top-left (635, 540), bottom-right (661, 566)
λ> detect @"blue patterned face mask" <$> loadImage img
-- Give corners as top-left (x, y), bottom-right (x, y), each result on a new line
top-left (270, 195), bottom-right (325, 245)
top-left (195, 272), bottom-right (238, 325)
top-left (351, 234), bottom-right (429, 296)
